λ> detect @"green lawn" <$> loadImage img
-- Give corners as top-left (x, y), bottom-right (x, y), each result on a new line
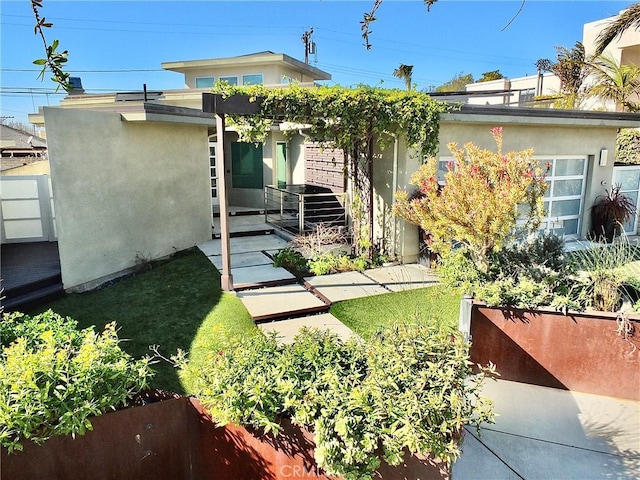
top-left (329, 285), bottom-right (462, 340)
top-left (32, 249), bottom-right (461, 393)
top-left (34, 250), bottom-right (257, 394)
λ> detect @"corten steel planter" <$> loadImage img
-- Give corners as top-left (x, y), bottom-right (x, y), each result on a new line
top-left (2, 394), bottom-right (451, 480)
top-left (470, 303), bottom-right (640, 400)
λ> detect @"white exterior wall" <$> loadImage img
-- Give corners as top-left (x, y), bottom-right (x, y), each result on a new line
top-left (43, 107), bottom-right (212, 290)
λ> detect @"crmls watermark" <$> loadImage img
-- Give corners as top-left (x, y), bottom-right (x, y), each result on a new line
top-left (279, 465), bottom-right (324, 478)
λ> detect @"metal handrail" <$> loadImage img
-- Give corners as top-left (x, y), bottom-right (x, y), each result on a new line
top-left (264, 185), bottom-right (347, 235)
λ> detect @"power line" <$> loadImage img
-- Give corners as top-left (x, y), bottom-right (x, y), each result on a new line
top-left (1, 68), bottom-right (164, 73)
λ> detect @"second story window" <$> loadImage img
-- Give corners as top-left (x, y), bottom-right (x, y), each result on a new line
top-left (195, 77), bottom-right (215, 88)
top-left (219, 76), bottom-right (238, 86)
top-left (242, 74), bottom-right (263, 85)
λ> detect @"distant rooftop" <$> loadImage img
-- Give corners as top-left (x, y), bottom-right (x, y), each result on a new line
top-left (161, 51), bottom-right (331, 81)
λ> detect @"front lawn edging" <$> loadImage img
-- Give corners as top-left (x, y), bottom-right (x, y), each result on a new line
top-left (468, 302), bottom-right (640, 400)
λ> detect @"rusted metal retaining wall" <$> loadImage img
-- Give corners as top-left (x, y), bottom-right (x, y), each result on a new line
top-left (2, 396), bottom-right (449, 480)
top-left (469, 304), bottom-right (640, 400)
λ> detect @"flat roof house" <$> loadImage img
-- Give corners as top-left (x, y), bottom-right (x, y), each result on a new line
top-left (21, 50), bottom-right (640, 292)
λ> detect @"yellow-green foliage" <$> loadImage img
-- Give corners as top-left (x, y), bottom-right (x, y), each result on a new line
top-left (394, 128), bottom-right (548, 272)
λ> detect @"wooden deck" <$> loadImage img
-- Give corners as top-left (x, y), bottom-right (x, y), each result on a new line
top-left (1, 242), bottom-right (62, 311)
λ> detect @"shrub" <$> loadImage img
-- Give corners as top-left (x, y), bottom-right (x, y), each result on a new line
top-left (568, 238), bottom-right (640, 312)
top-left (436, 247), bottom-right (484, 293)
top-left (180, 325), bottom-right (495, 479)
top-left (439, 233), bottom-right (574, 309)
top-left (616, 128), bottom-right (640, 165)
top-left (0, 310), bottom-right (153, 453)
top-left (272, 247), bottom-right (309, 276)
top-left (308, 252), bottom-right (368, 276)
top-left (394, 127), bottom-right (548, 273)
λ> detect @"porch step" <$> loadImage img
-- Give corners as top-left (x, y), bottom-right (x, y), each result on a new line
top-left (212, 228), bottom-right (275, 239)
top-left (2, 274), bottom-right (64, 313)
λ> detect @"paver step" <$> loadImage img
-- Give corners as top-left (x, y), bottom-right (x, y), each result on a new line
top-left (236, 283), bottom-right (329, 322)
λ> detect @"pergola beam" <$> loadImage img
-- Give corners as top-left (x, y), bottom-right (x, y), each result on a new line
top-left (203, 93), bottom-right (266, 292)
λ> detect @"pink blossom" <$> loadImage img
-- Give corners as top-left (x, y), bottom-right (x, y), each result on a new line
top-left (491, 126), bottom-right (503, 137)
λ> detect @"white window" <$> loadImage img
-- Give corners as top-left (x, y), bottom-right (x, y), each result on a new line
top-left (537, 156), bottom-right (588, 238)
top-left (242, 74), bottom-right (263, 85)
top-left (219, 76), bottom-right (238, 86)
top-left (613, 166), bottom-right (640, 235)
top-left (195, 77), bottom-right (215, 88)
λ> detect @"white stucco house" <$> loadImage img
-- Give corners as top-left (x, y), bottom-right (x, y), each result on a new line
top-left (19, 50), bottom-right (640, 292)
top-left (465, 8), bottom-right (640, 111)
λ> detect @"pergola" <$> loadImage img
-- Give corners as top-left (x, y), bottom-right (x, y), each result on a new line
top-left (202, 93), bottom-right (266, 292)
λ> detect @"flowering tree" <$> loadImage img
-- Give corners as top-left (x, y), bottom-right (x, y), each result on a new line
top-left (393, 127), bottom-right (549, 273)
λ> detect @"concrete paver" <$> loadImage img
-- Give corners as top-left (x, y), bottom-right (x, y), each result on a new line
top-left (453, 379), bottom-right (640, 479)
top-left (232, 264), bottom-right (295, 288)
top-left (237, 284), bottom-right (327, 321)
top-left (305, 271), bottom-right (389, 302)
top-left (364, 264), bottom-right (438, 292)
top-left (212, 214), bottom-right (271, 234)
top-left (258, 313), bottom-right (357, 344)
top-left (208, 251), bottom-right (273, 270)
top-left (198, 235), bottom-right (289, 256)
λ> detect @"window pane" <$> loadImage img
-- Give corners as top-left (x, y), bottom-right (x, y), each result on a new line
top-left (544, 181), bottom-right (551, 198)
top-left (552, 179), bottom-right (583, 197)
top-left (550, 199), bottom-right (581, 217)
top-left (618, 170), bottom-right (640, 191)
top-left (195, 77), bottom-right (215, 88)
top-left (555, 158), bottom-right (584, 176)
top-left (219, 76), bottom-right (238, 86)
top-left (622, 191), bottom-right (638, 232)
top-left (242, 74), bottom-right (263, 85)
top-left (561, 219), bottom-right (579, 235)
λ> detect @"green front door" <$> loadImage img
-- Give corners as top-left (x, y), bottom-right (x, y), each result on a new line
top-left (276, 142), bottom-right (287, 187)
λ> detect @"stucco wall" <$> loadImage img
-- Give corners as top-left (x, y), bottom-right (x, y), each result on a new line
top-left (372, 120), bottom-right (622, 262)
top-left (438, 122), bottom-right (617, 239)
top-left (43, 107), bottom-right (212, 290)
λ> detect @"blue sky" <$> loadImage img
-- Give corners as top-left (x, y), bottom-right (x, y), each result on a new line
top-left (0, 0), bottom-right (631, 126)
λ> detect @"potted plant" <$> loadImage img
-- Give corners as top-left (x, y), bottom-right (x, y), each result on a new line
top-left (590, 184), bottom-right (637, 243)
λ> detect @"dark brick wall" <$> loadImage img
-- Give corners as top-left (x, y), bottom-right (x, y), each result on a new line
top-left (304, 143), bottom-right (345, 193)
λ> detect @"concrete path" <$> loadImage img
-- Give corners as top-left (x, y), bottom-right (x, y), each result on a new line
top-left (453, 379), bottom-right (640, 479)
top-left (197, 235), bottom-right (438, 340)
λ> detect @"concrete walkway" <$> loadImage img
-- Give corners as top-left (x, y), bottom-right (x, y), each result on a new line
top-left (197, 235), bottom-right (436, 343)
top-left (453, 379), bottom-right (640, 479)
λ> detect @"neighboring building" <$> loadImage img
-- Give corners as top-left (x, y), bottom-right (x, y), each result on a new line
top-left (465, 9), bottom-right (640, 111)
top-left (0, 124), bottom-right (48, 173)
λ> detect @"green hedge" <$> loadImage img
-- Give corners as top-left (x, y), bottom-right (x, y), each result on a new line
top-left (0, 310), bottom-right (153, 453)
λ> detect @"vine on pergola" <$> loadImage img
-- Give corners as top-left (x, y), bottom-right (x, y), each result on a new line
top-left (216, 84), bottom-right (452, 259)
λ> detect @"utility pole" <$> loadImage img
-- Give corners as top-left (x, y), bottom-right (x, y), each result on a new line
top-left (302, 27), bottom-right (314, 64)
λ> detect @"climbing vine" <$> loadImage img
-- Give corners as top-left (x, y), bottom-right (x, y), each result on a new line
top-left (215, 83), bottom-right (452, 259)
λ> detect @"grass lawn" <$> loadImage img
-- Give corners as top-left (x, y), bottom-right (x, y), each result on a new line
top-left (329, 285), bottom-right (462, 340)
top-left (30, 248), bottom-right (461, 393)
top-left (33, 249), bottom-right (258, 394)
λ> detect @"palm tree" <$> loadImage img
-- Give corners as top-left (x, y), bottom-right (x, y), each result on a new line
top-left (586, 54), bottom-right (640, 112)
top-left (393, 64), bottom-right (414, 91)
top-left (594, 3), bottom-right (640, 56)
